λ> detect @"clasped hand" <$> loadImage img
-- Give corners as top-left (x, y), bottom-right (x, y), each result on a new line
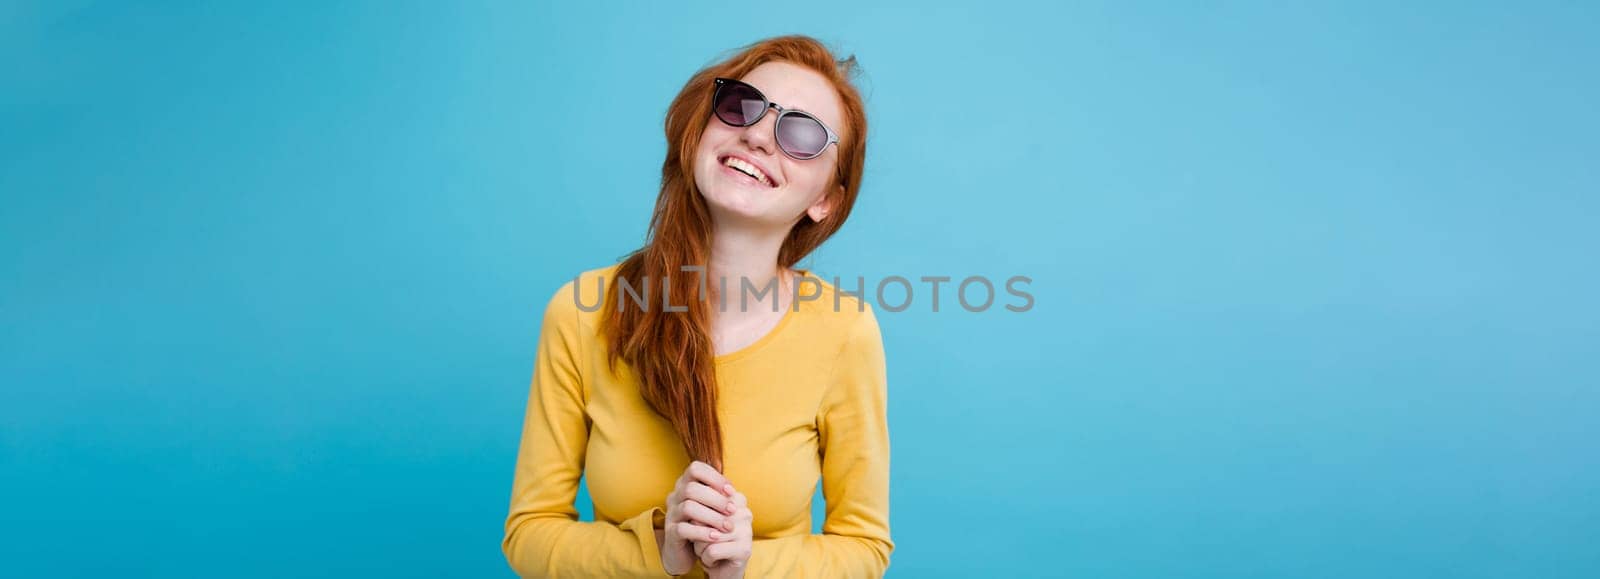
top-left (659, 461), bottom-right (754, 578)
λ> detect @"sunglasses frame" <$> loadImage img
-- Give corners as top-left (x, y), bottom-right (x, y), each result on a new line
top-left (712, 77), bottom-right (840, 160)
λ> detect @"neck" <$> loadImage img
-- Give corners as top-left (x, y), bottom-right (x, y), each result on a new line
top-left (707, 220), bottom-right (791, 314)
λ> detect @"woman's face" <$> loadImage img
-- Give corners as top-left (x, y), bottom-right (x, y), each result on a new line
top-left (693, 61), bottom-right (846, 232)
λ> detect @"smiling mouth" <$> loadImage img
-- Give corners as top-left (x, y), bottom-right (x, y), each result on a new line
top-left (719, 155), bottom-right (775, 187)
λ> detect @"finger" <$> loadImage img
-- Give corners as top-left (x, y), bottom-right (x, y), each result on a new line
top-left (686, 461), bottom-right (734, 496)
top-left (674, 521), bottom-right (722, 543)
top-left (672, 469), bottom-right (692, 495)
top-left (732, 490), bottom-right (748, 509)
top-left (698, 543), bottom-right (723, 566)
top-left (685, 482), bottom-right (737, 515)
top-left (681, 499), bottom-right (734, 532)
top-left (664, 495), bottom-right (690, 524)
top-left (699, 541), bottom-right (749, 566)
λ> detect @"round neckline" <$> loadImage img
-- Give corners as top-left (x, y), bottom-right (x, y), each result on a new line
top-left (713, 268), bottom-right (810, 365)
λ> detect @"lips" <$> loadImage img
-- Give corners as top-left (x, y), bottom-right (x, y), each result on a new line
top-left (718, 154), bottom-right (777, 188)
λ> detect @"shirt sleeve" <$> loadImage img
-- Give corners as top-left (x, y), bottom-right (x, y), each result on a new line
top-left (744, 305), bottom-right (895, 577)
top-left (502, 282), bottom-right (675, 578)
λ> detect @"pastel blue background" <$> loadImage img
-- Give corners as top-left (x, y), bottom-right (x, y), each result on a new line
top-left (3, 1), bottom-right (1596, 577)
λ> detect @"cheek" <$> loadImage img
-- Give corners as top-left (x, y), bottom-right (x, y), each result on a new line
top-left (698, 120), bottom-right (741, 151)
top-left (691, 148), bottom-right (719, 186)
top-left (694, 125), bottom-right (737, 174)
top-left (782, 161), bottom-right (835, 202)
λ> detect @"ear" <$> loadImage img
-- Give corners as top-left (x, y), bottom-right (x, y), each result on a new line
top-left (806, 185), bottom-right (841, 222)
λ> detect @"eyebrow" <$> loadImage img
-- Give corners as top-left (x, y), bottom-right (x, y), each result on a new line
top-left (763, 92), bottom-right (814, 115)
top-left (740, 77), bottom-right (844, 133)
top-left (748, 81), bottom-right (828, 117)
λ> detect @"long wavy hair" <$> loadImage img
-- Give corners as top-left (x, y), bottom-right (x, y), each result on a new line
top-left (601, 36), bottom-right (868, 470)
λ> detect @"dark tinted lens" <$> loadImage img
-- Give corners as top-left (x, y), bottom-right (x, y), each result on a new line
top-left (714, 82), bottom-right (767, 126)
top-left (777, 113), bottom-right (830, 158)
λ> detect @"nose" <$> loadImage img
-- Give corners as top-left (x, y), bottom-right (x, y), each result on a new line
top-left (739, 105), bottom-right (779, 156)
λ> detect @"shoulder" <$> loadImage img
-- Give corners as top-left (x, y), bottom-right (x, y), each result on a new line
top-left (540, 263), bottom-right (621, 333)
top-left (803, 274), bottom-right (888, 411)
top-left (796, 272), bottom-right (883, 352)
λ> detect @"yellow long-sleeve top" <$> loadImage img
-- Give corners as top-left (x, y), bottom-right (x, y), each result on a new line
top-left (502, 265), bottom-right (893, 578)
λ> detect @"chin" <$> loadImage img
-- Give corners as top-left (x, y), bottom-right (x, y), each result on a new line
top-left (702, 189), bottom-right (766, 219)
top-left (698, 188), bottom-right (786, 229)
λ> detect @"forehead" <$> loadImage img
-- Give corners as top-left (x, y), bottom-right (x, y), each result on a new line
top-left (739, 61), bottom-right (847, 139)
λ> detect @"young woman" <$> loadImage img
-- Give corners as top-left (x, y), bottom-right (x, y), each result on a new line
top-left (502, 36), bottom-right (891, 578)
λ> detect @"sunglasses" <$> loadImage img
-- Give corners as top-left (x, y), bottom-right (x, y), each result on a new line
top-left (712, 77), bottom-right (840, 160)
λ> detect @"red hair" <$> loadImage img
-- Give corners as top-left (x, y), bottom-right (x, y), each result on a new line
top-left (601, 35), bottom-right (869, 470)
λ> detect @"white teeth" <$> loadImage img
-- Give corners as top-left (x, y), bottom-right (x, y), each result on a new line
top-left (723, 156), bottom-right (772, 186)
